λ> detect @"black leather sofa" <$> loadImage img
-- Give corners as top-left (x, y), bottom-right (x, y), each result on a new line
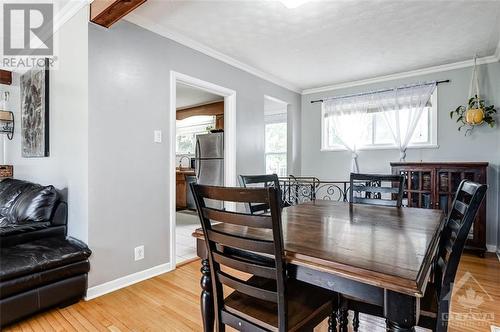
top-left (0, 179), bottom-right (91, 327)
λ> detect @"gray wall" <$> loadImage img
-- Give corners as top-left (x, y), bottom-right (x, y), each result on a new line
top-left (5, 8), bottom-right (89, 242)
top-left (301, 62), bottom-right (500, 249)
top-left (88, 21), bottom-right (301, 286)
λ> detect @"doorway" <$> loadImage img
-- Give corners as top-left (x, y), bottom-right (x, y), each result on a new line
top-left (169, 71), bottom-right (236, 268)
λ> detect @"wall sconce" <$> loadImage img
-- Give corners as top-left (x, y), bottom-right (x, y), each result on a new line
top-left (0, 91), bottom-right (14, 140)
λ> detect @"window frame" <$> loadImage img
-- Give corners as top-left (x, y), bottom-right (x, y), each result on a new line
top-left (320, 88), bottom-right (438, 152)
top-left (176, 115), bottom-right (216, 155)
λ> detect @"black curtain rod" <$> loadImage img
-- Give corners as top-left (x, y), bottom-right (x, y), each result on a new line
top-left (310, 80), bottom-right (450, 104)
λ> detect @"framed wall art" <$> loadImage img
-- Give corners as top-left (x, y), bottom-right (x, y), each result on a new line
top-left (20, 58), bottom-right (49, 157)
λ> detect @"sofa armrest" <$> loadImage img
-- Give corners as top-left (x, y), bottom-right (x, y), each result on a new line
top-left (0, 201), bottom-right (68, 248)
top-left (51, 201), bottom-right (68, 227)
top-left (0, 226), bottom-right (66, 248)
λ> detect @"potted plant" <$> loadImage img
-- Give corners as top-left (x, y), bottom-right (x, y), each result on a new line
top-left (450, 55), bottom-right (497, 135)
top-left (450, 95), bottom-right (496, 135)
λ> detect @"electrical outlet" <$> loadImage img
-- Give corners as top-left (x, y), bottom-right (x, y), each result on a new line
top-left (134, 245), bottom-right (144, 261)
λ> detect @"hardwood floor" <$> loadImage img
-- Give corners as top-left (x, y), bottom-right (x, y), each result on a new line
top-left (4, 253), bottom-right (499, 332)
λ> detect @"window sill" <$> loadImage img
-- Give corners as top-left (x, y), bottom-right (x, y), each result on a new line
top-left (320, 144), bottom-right (439, 152)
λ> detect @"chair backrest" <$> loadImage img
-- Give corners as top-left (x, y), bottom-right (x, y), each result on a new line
top-left (433, 180), bottom-right (486, 331)
top-left (239, 174), bottom-right (283, 214)
top-left (435, 180), bottom-right (487, 297)
top-left (349, 173), bottom-right (404, 207)
top-left (191, 184), bottom-right (288, 331)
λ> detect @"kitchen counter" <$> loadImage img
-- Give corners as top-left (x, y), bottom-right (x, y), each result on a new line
top-left (176, 168), bottom-right (196, 210)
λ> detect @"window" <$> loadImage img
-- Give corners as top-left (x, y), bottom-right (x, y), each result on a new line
top-left (265, 113), bottom-right (287, 177)
top-left (176, 116), bottom-right (215, 155)
top-left (322, 89), bottom-right (437, 151)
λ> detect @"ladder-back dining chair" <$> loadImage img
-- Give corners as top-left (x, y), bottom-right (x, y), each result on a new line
top-left (345, 173), bottom-right (405, 329)
top-left (191, 184), bottom-right (336, 331)
top-left (419, 180), bottom-right (487, 331)
top-left (342, 180), bottom-right (487, 332)
top-left (349, 173), bottom-right (404, 207)
top-left (239, 174), bottom-right (286, 214)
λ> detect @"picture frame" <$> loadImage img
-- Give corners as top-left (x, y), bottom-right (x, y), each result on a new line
top-left (20, 58), bottom-right (49, 157)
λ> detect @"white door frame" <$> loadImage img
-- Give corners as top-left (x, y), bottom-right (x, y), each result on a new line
top-left (169, 71), bottom-right (237, 268)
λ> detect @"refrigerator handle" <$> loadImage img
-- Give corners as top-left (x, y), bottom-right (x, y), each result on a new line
top-left (195, 140), bottom-right (201, 179)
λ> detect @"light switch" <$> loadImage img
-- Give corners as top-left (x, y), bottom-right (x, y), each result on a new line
top-left (154, 130), bottom-right (162, 143)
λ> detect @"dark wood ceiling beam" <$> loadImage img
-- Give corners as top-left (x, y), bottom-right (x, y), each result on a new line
top-left (91, 0), bottom-right (147, 28)
top-left (0, 70), bottom-right (12, 85)
top-left (176, 101), bottom-right (224, 120)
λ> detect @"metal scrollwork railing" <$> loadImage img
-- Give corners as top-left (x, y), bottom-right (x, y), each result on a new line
top-left (279, 175), bottom-right (351, 206)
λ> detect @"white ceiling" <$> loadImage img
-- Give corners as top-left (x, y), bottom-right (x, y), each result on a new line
top-left (176, 83), bottom-right (223, 109)
top-left (127, 0), bottom-right (500, 92)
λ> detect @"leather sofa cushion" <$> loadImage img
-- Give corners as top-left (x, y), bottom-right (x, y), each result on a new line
top-left (0, 260), bottom-right (90, 299)
top-left (0, 221), bottom-right (51, 237)
top-left (0, 237), bottom-right (91, 282)
top-left (0, 179), bottom-right (33, 219)
top-left (11, 184), bottom-right (58, 223)
top-left (0, 179), bottom-right (59, 224)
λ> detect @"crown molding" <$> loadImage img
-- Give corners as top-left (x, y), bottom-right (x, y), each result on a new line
top-left (93, 11), bottom-right (500, 97)
top-left (53, 0), bottom-right (90, 34)
top-left (302, 53), bottom-right (500, 95)
top-left (125, 13), bottom-right (302, 94)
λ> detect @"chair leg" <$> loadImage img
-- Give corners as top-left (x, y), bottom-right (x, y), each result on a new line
top-left (216, 322), bottom-right (225, 332)
top-left (338, 307), bottom-right (348, 332)
top-left (328, 309), bottom-right (337, 332)
top-left (353, 310), bottom-right (359, 332)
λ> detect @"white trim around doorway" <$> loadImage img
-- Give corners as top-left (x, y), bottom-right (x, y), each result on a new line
top-left (169, 71), bottom-right (237, 268)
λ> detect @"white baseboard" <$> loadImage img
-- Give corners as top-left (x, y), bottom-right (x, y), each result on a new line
top-left (486, 244), bottom-right (497, 253)
top-left (85, 262), bottom-right (173, 300)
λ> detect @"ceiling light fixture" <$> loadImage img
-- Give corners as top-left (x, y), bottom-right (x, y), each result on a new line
top-left (278, 0), bottom-right (310, 9)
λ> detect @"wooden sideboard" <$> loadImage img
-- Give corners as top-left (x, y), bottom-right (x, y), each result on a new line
top-left (176, 168), bottom-right (196, 210)
top-left (391, 162), bottom-right (487, 256)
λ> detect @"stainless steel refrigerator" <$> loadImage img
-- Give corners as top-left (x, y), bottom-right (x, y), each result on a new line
top-left (195, 132), bottom-right (224, 187)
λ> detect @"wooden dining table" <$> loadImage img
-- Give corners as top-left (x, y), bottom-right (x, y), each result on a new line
top-left (193, 200), bottom-right (445, 332)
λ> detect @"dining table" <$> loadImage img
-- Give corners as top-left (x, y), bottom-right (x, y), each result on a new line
top-left (192, 199), bottom-right (445, 332)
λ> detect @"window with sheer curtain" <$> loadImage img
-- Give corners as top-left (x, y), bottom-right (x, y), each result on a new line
top-left (322, 89), bottom-right (437, 151)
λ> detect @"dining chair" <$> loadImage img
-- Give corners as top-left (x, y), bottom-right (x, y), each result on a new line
top-left (349, 173), bottom-right (404, 207)
top-left (239, 174), bottom-right (286, 214)
top-left (191, 184), bottom-right (337, 332)
top-left (345, 173), bottom-right (405, 330)
top-left (342, 180), bottom-right (487, 332)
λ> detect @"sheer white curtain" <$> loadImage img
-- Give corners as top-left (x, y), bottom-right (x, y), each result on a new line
top-left (323, 95), bottom-right (371, 172)
top-left (374, 82), bottom-right (436, 161)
